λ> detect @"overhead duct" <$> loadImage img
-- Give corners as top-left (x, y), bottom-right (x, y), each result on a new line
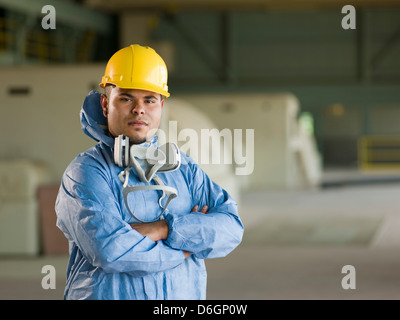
top-left (85, 0), bottom-right (400, 11)
top-left (0, 0), bottom-right (113, 35)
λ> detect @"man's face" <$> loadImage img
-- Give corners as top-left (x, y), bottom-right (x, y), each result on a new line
top-left (101, 86), bottom-right (164, 144)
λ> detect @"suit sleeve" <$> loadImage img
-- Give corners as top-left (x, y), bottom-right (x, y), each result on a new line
top-left (55, 157), bottom-right (185, 277)
top-left (164, 157), bottom-right (244, 259)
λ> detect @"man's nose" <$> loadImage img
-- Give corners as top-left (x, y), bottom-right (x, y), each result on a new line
top-left (131, 101), bottom-right (145, 114)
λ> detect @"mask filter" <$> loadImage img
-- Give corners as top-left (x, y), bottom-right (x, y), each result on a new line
top-left (114, 135), bottom-right (181, 222)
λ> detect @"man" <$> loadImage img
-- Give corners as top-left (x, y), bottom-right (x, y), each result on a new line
top-left (55, 44), bottom-right (243, 300)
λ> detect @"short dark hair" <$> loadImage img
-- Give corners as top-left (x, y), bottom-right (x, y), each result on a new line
top-left (104, 84), bottom-right (163, 101)
top-left (104, 84), bottom-right (115, 98)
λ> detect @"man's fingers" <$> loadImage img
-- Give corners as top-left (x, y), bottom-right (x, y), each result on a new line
top-left (199, 205), bottom-right (208, 213)
top-left (191, 204), bottom-right (209, 213)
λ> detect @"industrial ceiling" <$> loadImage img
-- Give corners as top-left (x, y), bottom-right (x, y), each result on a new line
top-left (85, 0), bottom-right (400, 11)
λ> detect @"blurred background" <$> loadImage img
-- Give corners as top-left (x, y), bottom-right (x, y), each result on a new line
top-left (1, 0), bottom-right (400, 300)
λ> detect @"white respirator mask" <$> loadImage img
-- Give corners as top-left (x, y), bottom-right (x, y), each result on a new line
top-left (114, 135), bottom-right (181, 222)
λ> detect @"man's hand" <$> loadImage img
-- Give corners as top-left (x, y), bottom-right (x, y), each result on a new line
top-left (130, 220), bottom-right (169, 242)
top-left (130, 204), bottom-right (208, 258)
top-left (191, 204), bottom-right (208, 214)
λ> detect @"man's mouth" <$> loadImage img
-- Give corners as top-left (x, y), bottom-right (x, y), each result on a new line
top-left (128, 120), bottom-right (148, 127)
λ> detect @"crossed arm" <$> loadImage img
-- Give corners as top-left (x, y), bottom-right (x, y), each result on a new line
top-left (130, 204), bottom-right (209, 258)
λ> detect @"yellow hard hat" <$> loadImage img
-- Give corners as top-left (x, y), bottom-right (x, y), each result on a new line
top-left (99, 44), bottom-right (170, 98)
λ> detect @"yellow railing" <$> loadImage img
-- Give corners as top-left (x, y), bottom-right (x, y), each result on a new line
top-left (359, 135), bottom-right (400, 170)
top-left (0, 17), bottom-right (15, 51)
top-left (0, 16), bottom-right (96, 63)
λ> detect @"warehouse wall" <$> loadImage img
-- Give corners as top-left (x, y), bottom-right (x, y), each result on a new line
top-left (1, 65), bottom-right (400, 185)
top-left (150, 8), bottom-right (400, 167)
top-left (2, 6), bottom-right (400, 170)
top-left (0, 64), bottom-right (103, 183)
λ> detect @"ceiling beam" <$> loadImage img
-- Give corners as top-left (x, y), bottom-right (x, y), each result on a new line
top-left (85, 0), bottom-right (400, 12)
top-left (0, 0), bottom-right (113, 35)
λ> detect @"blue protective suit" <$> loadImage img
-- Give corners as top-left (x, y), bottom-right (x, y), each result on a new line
top-left (55, 91), bottom-right (244, 300)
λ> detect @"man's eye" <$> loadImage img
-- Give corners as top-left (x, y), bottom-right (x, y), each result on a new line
top-left (145, 100), bottom-right (155, 104)
top-left (120, 98), bottom-right (131, 102)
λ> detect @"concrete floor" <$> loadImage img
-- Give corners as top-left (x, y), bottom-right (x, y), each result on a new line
top-left (1, 168), bottom-right (400, 300)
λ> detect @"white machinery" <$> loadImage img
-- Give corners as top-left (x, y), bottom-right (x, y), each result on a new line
top-left (176, 93), bottom-right (322, 190)
top-left (0, 160), bottom-right (51, 255)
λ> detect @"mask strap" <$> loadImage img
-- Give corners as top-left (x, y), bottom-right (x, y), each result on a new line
top-left (122, 183), bottom-right (177, 223)
top-left (130, 145), bottom-right (166, 183)
top-left (118, 167), bottom-right (131, 188)
top-left (153, 175), bottom-right (176, 211)
top-left (120, 171), bottom-right (177, 223)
